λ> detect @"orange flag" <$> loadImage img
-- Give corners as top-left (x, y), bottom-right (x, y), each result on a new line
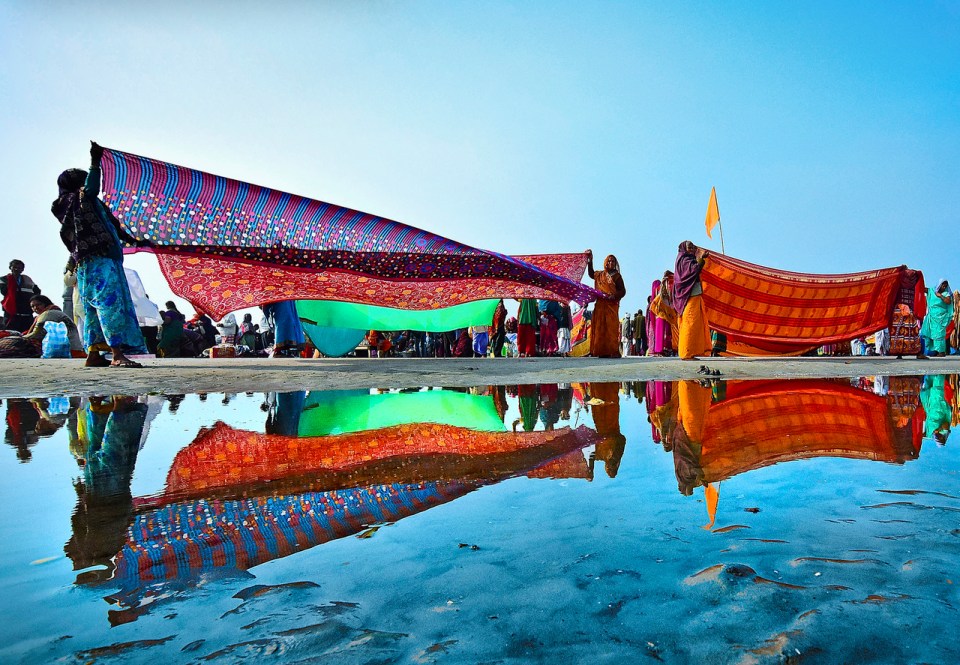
top-left (705, 187), bottom-right (720, 239)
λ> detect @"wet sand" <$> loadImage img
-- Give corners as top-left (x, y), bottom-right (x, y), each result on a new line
top-left (1, 355), bottom-right (957, 398)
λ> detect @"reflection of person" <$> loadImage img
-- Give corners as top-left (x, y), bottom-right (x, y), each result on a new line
top-left (920, 279), bottom-right (954, 357)
top-left (586, 251), bottom-right (626, 358)
top-left (65, 396), bottom-right (147, 584)
top-left (673, 241), bottom-right (712, 360)
top-left (885, 376), bottom-right (925, 458)
top-left (539, 383), bottom-right (561, 430)
top-left (4, 398), bottom-right (79, 461)
top-left (513, 384), bottom-right (539, 432)
top-left (670, 381), bottom-right (711, 496)
top-left (648, 381), bottom-right (677, 447)
top-left (266, 391), bottom-right (306, 436)
top-left (51, 143), bottom-right (147, 367)
top-left (920, 374), bottom-right (951, 445)
top-left (1, 259), bottom-right (42, 332)
top-left (587, 382), bottom-right (626, 477)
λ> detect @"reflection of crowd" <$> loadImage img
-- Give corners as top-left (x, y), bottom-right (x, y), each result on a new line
top-left (3, 397), bottom-right (81, 461)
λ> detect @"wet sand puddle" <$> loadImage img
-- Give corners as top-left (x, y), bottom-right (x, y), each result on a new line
top-left (1, 375), bottom-right (958, 663)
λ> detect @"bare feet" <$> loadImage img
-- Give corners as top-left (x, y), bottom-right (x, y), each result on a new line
top-left (110, 358), bottom-right (143, 368)
top-left (84, 353), bottom-right (110, 368)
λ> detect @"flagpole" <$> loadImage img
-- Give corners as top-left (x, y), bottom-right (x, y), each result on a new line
top-left (717, 219), bottom-right (725, 255)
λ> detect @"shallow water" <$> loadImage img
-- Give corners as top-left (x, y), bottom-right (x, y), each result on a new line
top-left (2, 376), bottom-right (958, 663)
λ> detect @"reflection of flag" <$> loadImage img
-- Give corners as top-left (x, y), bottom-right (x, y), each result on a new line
top-left (705, 187), bottom-right (720, 239)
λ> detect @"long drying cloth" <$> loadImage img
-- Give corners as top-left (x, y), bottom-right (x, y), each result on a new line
top-left (295, 253), bottom-right (586, 333)
top-left (99, 148), bottom-right (602, 318)
top-left (697, 248), bottom-right (915, 355)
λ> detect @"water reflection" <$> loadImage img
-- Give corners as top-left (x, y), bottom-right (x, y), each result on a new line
top-left (3, 396), bottom-right (80, 461)
top-left (57, 386), bottom-right (602, 623)
top-left (3, 374), bottom-right (958, 657)
top-left (645, 376), bottom-right (947, 529)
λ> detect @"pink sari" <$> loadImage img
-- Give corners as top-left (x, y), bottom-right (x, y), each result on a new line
top-left (647, 280), bottom-right (668, 354)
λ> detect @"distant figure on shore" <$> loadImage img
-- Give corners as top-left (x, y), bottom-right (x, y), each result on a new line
top-left (556, 301), bottom-right (573, 357)
top-left (50, 142), bottom-right (146, 367)
top-left (238, 313), bottom-right (259, 350)
top-left (189, 310), bottom-right (218, 351)
top-left (215, 312), bottom-right (238, 344)
top-left (0, 295), bottom-right (84, 358)
top-left (2, 259), bottom-right (42, 333)
top-left (673, 241), bottom-right (712, 360)
top-left (157, 301), bottom-right (185, 358)
top-left (586, 251), bottom-right (626, 358)
top-left (517, 298), bottom-right (538, 358)
top-left (491, 299), bottom-right (507, 358)
top-left (650, 271), bottom-right (679, 356)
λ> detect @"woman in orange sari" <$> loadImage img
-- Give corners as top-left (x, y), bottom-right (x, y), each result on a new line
top-left (586, 251), bottom-right (626, 357)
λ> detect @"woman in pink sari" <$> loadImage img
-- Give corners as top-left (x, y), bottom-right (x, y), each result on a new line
top-left (646, 280), bottom-right (669, 355)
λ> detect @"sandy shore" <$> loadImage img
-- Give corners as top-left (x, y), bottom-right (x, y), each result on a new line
top-left (0, 355), bottom-right (957, 398)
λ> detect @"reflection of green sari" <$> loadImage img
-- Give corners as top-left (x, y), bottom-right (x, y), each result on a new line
top-left (920, 288), bottom-right (954, 354)
top-left (298, 390), bottom-right (506, 436)
top-left (920, 375), bottom-right (951, 442)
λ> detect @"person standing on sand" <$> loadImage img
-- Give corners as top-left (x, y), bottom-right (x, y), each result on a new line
top-left (215, 312), bottom-right (238, 344)
top-left (491, 299), bottom-right (507, 358)
top-left (1, 260), bottom-right (42, 333)
top-left (157, 301), bottom-right (185, 358)
top-left (920, 279), bottom-right (954, 357)
top-left (51, 142), bottom-right (146, 367)
top-left (586, 250), bottom-right (626, 358)
top-left (673, 241), bottom-right (712, 360)
top-left (517, 298), bottom-right (539, 358)
top-left (556, 301), bottom-right (573, 357)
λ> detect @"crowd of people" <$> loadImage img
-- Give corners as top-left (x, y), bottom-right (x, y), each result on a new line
top-left (0, 142), bottom-right (956, 364)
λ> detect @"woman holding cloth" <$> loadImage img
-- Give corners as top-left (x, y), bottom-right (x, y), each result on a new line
top-left (920, 279), bottom-right (954, 357)
top-left (586, 251), bottom-right (626, 358)
top-left (673, 241), bottom-right (712, 360)
top-left (51, 142), bottom-right (146, 367)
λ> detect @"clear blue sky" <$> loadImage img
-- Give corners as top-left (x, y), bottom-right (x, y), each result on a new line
top-left (3, 1), bottom-right (958, 318)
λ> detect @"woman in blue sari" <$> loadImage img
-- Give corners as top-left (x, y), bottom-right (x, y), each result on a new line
top-left (263, 300), bottom-right (305, 357)
top-left (51, 143), bottom-right (146, 367)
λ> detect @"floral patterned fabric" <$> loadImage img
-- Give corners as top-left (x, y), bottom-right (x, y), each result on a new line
top-left (99, 148), bottom-right (602, 316)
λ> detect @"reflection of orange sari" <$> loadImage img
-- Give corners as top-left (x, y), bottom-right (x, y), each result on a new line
top-left (590, 271), bottom-right (625, 357)
top-left (589, 382), bottom-right (625, 477)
